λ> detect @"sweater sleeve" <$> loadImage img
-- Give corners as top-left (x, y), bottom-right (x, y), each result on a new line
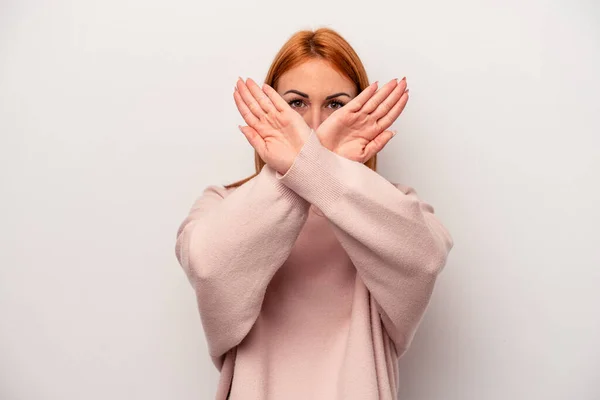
top-left (174, 164), bottom-right (311, 370)
top-left (275, 129), bottom-right (454, 357)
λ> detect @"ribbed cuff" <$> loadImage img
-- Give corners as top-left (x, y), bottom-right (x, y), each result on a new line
top-left (275, 129), bottom-right (348, 215)
top-left (261, 163), bottom-right (310, 210)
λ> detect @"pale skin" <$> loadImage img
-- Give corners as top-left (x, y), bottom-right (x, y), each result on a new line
top-left (233, 58), bottom-right (409, 176)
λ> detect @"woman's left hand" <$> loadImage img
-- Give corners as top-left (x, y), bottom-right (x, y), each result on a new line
top-left (316, 77), bottom-right (409, 163)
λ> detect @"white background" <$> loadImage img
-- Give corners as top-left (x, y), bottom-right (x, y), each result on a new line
top-left (1, 1), bottom-right (599, 399)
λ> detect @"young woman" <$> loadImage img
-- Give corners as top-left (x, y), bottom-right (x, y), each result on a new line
top-left (175, 27), bottom-right (454, 400)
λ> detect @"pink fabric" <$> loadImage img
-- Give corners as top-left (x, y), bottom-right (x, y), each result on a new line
top-left (174, 129), bottom-right (454, 399)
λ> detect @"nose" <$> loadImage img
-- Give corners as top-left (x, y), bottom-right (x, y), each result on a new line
top-left (303, 108), bottom-right (326, 131)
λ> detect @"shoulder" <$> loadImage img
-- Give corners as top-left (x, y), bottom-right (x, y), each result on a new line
top-left (202, 184), bottom-right (232, 198)
top-left (388, 180), bottom-right (435, 210)
top-left (196, 170), bottom-right (262, 204)
top-left (389, 181), bottom-right (418, 196)
top-left (187, 184), bottom-right (233, 211)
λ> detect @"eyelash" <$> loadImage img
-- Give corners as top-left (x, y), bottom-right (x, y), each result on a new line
top-left (287, 98), bottom-right (346, 110)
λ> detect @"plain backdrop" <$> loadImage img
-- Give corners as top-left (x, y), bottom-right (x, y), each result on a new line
top-left (1, 1), bottom-right (599, 399)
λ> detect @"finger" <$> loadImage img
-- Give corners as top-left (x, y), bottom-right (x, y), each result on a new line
top-left (236, 77), bottom-right (265, 119)
top-left (363, 130), bottom-right (395, 160)
top-left (371, 79), bottom-right (407, 120)
top-left (238, 124), bottom-right (266, 156)
top-left (233, 89), bottom-right (260, 127)
top-left (345, 81), bottom-right (379, 113)
top-left (361, 78), bottom-right (399, 114)
top-left (376, 90), bottom-right (409, 130)
top-left (262, 83), bottom-right (289, 112)
top-left (246, 78), bottom-right (278, 115)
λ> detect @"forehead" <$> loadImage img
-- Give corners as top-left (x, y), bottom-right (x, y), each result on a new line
top-left (276, 59), bottom-right (357, 97)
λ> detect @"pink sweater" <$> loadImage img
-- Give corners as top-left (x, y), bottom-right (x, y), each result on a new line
top-left (175, 129), bottom-right (454, 399)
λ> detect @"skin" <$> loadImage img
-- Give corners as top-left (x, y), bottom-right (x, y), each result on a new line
top-left (276, 59), bottom-right (358, 133)
top-left (233, 58), bottom-right (409, 175)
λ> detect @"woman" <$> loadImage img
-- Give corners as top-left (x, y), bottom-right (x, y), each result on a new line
top-left (175, 27), bottom-right (454, 400)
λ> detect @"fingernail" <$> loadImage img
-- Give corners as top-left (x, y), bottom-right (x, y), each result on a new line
top-left (238, 125), bottom-right (243, 132)
top-left (405, 88), bottom-right (410, 93)
top-left (392, 130), bottom-right (398, 137)
top-left (401, 76), bottom-right (406, 81)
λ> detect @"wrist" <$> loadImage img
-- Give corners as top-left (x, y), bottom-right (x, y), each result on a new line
top-left (280, 127), bottom-right (314, 176)
top-left (315, 129), bottom-right (335, 153)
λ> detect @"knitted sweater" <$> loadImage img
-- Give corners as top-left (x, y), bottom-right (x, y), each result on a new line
top-left (174, 129), bottom-right (454, 399)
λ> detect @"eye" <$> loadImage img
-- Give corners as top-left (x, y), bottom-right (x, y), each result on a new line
top-left (328, 100), bottom-right (346, 110)
top-left (288, 99), bottom-right (306, 109)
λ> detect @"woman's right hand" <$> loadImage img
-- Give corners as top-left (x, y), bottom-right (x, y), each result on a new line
top-left (233, 77), bottom-right (312, 175)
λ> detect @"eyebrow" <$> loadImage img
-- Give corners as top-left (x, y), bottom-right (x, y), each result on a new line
top-left (282, 89), bottom-right (351, 100)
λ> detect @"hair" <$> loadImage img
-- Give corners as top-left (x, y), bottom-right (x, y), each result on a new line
top-left (224, 27), bottom-right (376, 189)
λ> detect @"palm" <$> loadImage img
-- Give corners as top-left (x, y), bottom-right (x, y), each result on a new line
top-left (233, 77), bottom-right (311, 174)
top-left (317, 109), bottom-right (381, 161)
top-left (316, 78), bottom-right (409, 163)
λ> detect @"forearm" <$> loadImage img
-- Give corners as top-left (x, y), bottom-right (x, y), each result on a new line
top-left (275, 129), bottom-right (453, 354)
top-left (175, 164), bottom-right (311, 358)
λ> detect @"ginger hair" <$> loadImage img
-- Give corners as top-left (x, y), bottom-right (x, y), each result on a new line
top-left (225, 27), bottom-right (376, 189)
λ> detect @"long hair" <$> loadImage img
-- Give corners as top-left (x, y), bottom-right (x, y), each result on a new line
top-left (225, 27), bottom-right (376, 189)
